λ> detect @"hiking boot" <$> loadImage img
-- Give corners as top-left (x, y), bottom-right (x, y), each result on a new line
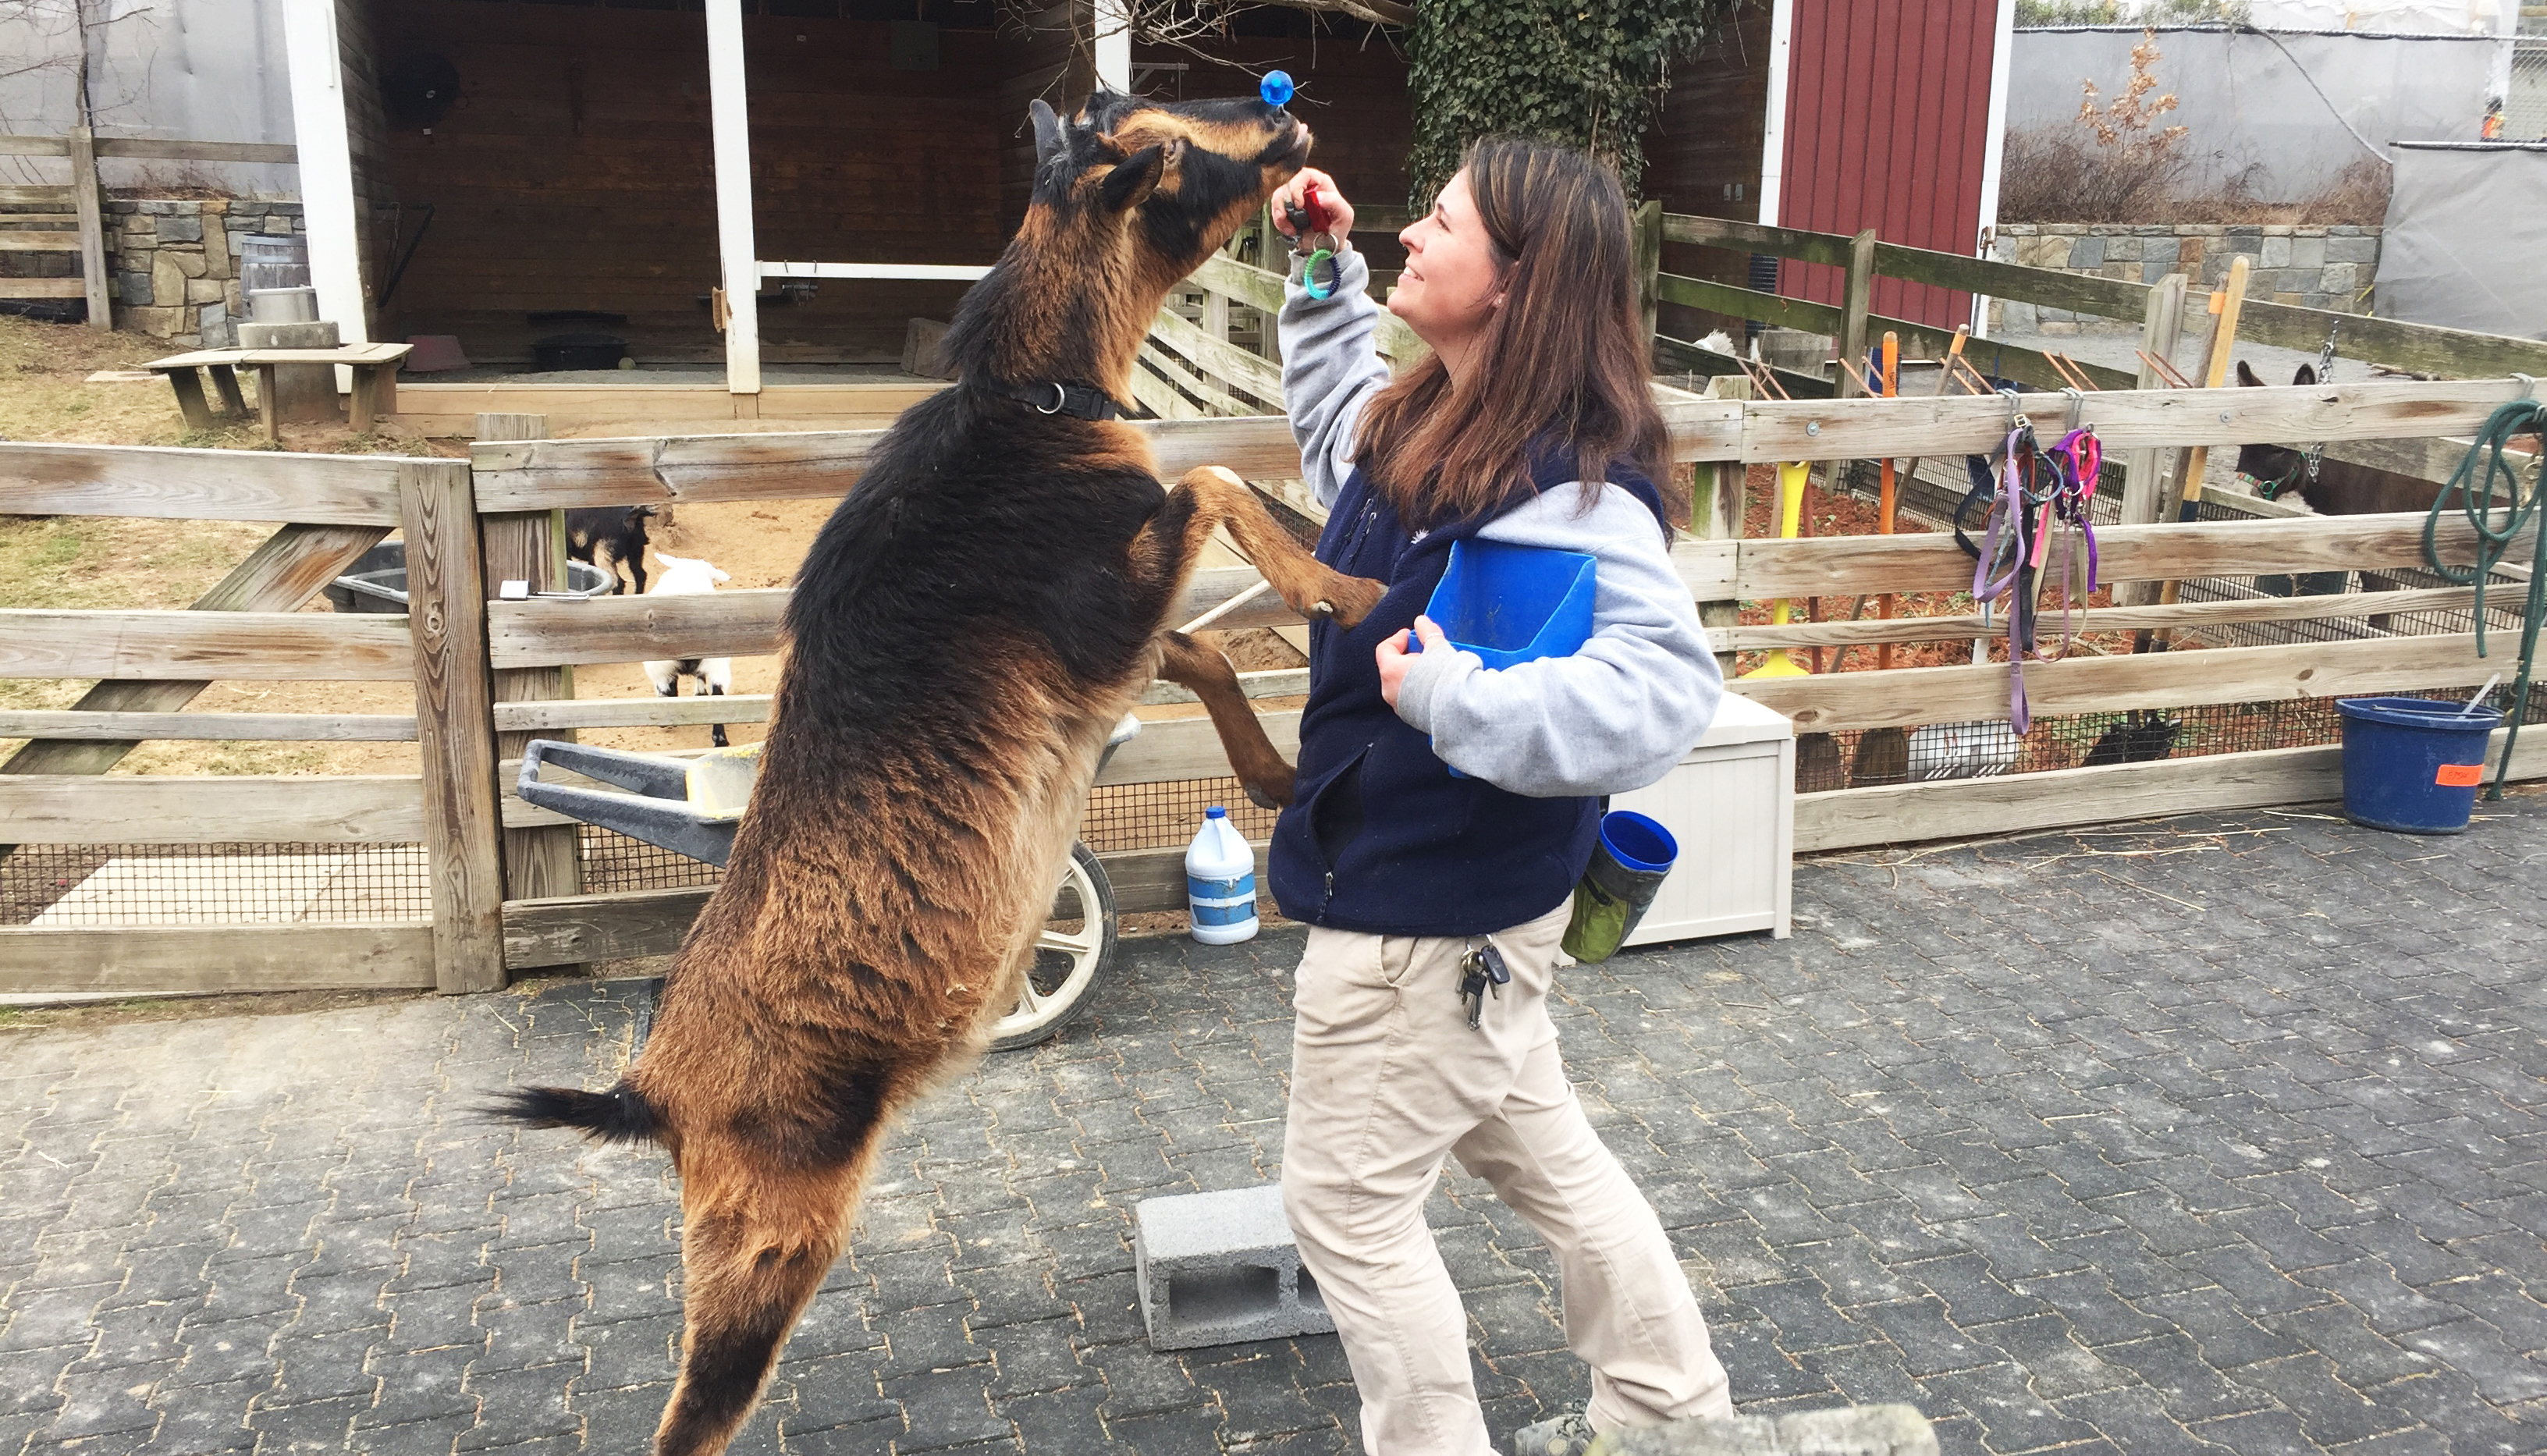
top-left (1511, 1411), bottom-right (1611, 1456)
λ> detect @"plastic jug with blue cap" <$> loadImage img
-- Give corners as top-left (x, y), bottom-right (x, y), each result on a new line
top-left (1185, 806), bottom-right (1259, 944)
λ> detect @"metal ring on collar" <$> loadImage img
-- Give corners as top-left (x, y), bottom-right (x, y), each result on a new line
top-left (1034, 382), bottom-right (1067, 414)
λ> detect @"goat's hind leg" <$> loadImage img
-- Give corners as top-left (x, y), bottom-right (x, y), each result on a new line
top-left (654, 1079), bottom-right (913, 1455)
top-left (1156, 630), bottom-right (1295, 809)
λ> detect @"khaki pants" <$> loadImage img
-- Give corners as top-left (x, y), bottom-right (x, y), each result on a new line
top-left (1281, 902), bottom-right (1732, 1456)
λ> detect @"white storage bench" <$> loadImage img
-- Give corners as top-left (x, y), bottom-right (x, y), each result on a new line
top-left (1611, 691), bottom-right (1794, 944)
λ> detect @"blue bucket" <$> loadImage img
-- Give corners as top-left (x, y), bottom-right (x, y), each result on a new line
top-left (2337, 694), bottom-right (2502, 834)
top-left (1423, 540), bottom-right (1597, 671)
top-left (1420, 542), bottom-right (1597, 779)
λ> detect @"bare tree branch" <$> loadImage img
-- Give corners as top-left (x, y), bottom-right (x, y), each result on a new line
top-left (1248, 0), bottom-right (1412, 27)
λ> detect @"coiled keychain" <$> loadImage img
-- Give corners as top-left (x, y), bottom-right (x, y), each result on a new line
top-left (1265, 66), bottom-right (1341, 303)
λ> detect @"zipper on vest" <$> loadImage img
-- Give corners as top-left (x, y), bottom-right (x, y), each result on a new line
top-left (1341, 501), bottom-right (1380, 564)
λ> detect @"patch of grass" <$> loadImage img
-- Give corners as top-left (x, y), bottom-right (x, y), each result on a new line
top-left (0, 517), bottom-right (96, 609)
top-left (0, 314), bottom-right (198, 445)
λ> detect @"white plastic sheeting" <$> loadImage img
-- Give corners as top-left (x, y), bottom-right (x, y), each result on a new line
top-left (0, 0), bottom-right (297, 196)
top-left (2371, 141), bottom-right (2547, 336)
top-left (2247, 0), bottom-right (2508, 34)
top-left (2009, 26), bottom-right (2499, 198)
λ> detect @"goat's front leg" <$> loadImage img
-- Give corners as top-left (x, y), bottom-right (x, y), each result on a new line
top-left (1148, 467), bottom-right (1387, 628)
top-left (1156, 630), bottom-right (1294, 809)
top-left (1127, 467), bottom-right (1385, 808)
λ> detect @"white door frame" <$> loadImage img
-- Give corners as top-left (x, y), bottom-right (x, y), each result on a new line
top-left (709, 0), bottom-right (1106, 400)
top-left (282, 0), bottom-right (368, 388)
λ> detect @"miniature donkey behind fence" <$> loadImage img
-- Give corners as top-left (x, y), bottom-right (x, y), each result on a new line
top-left (498, 89), bottom-right (1380, 1455)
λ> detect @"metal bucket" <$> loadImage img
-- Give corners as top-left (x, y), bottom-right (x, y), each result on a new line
top-left (238, 233), bottom-right (311, 295)
top-left (247, 286), bottom-right (319, 324)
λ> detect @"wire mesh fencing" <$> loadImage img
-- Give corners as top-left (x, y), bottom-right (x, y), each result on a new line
top-left (1, 843), bottom-right (433, 927)
top-left (567, 775), bottom-right (1281, 902)
top-left (1793, 685), bottom-right (2545, 795)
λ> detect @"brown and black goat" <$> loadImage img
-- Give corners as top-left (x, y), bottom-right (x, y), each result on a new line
top-left (496, 89), bottom-right (1381, 1456)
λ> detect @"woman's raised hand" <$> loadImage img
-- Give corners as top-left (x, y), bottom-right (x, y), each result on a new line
top-left (1271, 168), bottom-right (1355, 243)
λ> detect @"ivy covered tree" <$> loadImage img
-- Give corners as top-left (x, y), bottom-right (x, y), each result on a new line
top-left (1404, 0), bottom-right (1742, 208)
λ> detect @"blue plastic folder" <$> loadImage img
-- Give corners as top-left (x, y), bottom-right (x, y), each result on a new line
top-left (1418, 541), bottom-right (1597, 776)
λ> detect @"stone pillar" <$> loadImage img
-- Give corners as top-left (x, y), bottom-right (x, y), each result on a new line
top-left (238, 319), bottom-right (341, 424)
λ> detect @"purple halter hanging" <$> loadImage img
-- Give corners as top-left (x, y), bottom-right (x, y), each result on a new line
top-left (1969, 417), bottom-right (2102, 736)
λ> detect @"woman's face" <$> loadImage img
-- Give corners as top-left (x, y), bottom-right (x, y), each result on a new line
top-left (1391, 169), bottom-right (1507, 353)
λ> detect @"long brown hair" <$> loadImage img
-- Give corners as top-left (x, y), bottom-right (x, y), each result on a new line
top-left (1352, 137), bottom-right (1669, 530)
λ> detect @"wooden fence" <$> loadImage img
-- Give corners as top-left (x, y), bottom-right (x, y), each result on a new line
top-left (5, 365), bottom-right (2541, 998)
top-left (0, 133), bottom-right (296, 326)
top-left (0, 445), bottom-right (494, 997)
top-left (1650, 211), bottom-right (2547, 392)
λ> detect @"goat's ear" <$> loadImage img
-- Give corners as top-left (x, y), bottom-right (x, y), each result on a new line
top-left (2235, 360), bottom-right (2263, 389)
top-left (1029, 98), bottom-right (1064, 171)
top-left (2292, 363), bottom-right (2317, 386)
top-left (1102, 144), bottom-right (1166, 211)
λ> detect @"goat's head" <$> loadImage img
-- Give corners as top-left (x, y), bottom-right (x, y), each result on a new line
top-left (1028, 88), bottom-right (1307, 287)
top-left (946, 87), bottom-right (1307, 399)
top-left (2231, 360), bottom-right (2317, 496)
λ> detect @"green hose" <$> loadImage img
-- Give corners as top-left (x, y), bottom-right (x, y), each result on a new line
top-left (2423, 392), bottom-right (2547, 800)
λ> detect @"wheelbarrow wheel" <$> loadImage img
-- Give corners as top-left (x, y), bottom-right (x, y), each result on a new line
top-left (991, 840), bottom-right (1117, 1051)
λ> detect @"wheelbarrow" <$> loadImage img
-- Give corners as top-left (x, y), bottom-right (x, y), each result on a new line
top-left (518, 713), bottom-right (1141, 1050)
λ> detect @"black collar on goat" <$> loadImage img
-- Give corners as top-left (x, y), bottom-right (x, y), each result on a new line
top-left (496, 87), bottom-right (1378, 1456)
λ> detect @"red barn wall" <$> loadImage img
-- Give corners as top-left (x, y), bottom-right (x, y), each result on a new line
top-left (1776, 0), bottom-right (1998, 332)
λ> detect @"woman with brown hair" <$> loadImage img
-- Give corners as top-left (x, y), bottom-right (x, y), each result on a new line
top-left (1266, 138), bottom-right (1733, 1456)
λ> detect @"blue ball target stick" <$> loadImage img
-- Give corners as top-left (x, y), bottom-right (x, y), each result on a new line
top-left (1260, 70), bottom-right (1295, 107)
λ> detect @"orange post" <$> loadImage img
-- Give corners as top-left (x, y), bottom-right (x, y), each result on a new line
top-left (1877, 332), bottom-right (1900, 670)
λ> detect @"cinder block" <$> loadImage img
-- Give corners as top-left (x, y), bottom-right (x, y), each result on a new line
top-left (1599, 1404), bottom-right (1938, 1455)
top-left (1132, 1184), bottom-right (1333, 1351)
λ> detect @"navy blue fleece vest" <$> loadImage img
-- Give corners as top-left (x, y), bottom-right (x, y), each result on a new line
top-left (1267, 451), bottom-right (1666, 937)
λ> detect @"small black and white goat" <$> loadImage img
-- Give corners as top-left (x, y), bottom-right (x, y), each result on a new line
top-left (564, 506), bottom-right (659, 595)
top-left (641, 552), bottom-right (734, 748)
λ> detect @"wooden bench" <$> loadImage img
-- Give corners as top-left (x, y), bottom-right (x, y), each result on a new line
top-left (144, 341), bottom-right (412, 442)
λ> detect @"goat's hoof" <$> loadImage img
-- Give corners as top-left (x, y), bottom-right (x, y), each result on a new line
top-left (1244, 765), bottom-right (1295, 810)
top-left (1320, 575), bottom-right (1388, 630)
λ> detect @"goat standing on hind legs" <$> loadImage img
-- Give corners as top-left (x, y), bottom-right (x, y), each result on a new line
top-left (496, 88), bottom-right (1382, 1456)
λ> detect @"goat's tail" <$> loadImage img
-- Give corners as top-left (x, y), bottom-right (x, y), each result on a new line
top-left (490, 1081), bottom-right (662, 1146)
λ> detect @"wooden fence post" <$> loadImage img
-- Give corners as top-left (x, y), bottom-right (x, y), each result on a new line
top-left (474, 414), bottom-right (584, 971)
top-left (1252, 205), bottom-right (1281, 364)
top-left (1820, 226), bottom-right (1880, 513)
top-left (1697, 373), bottom-right (1752, 675)
top-left (1833, 229), bottom-right (1877, 398)
top-left (2117, 272), bottom-right (2191, 604)
top-left (1632, 198), bottom-right (1663, 353)
top-left (401, 456), bottom-right (507, 994)
top-left (66, 126), bottom-right (109, 332)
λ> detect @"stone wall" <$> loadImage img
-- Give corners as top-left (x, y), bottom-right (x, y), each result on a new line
top-left (105, 198), bottom-right (306, 348)
top-left (1987, 222), bottom-right (2382, 336)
